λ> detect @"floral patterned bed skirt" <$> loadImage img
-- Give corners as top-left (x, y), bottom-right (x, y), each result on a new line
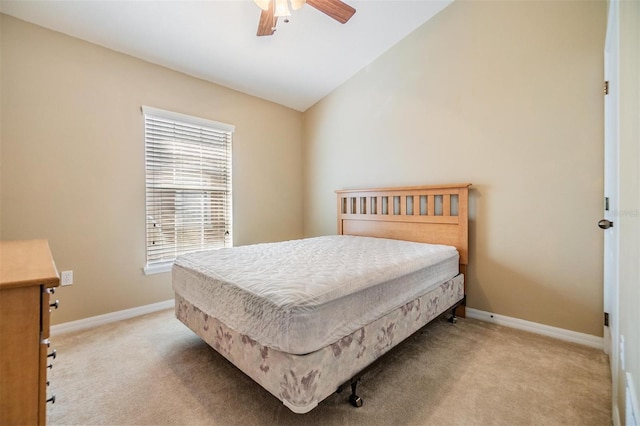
top-left (175, 273), bottom-right (464, 414)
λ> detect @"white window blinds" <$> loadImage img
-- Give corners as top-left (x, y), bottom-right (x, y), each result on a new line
top-left (143, 106), bottom-right (234, 271)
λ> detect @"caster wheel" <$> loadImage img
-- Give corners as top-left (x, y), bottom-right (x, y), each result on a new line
top-left (349, 394), bottom-right (363, 408)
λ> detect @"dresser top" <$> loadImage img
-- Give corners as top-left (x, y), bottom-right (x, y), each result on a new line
top-left (0, 240), bottom-right (60, 289)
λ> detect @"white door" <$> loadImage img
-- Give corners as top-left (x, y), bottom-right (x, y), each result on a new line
top-left (603, 0), bottom-right (620, 410)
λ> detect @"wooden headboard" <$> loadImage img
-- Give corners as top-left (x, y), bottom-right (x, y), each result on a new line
top-left (336, 184), bottom-right (471, 266)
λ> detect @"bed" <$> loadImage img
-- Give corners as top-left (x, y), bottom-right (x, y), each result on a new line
top-left (172, 183), bottom-right (471, 413)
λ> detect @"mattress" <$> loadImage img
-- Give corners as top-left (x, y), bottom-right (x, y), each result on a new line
top-left (172, 235), bottom-right (459, 355)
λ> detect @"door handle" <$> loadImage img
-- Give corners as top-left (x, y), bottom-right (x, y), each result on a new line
top-left (598, 219), bottom-right (614, 229)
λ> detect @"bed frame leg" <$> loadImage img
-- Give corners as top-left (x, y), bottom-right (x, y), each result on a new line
top-left (337, 376), bottom-right (363, 408)
top-left (448, 296), bottom-right (466, 324)
top-left (349, 378), bottom-right (363, 408)
top-left (448, 308), bottom-right (458, 324)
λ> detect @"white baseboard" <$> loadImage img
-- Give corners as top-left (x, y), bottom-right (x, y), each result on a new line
top-left (51, 299), bottom-right (174, 336)
top-left (466, 308), bottom-right (604, 350)
top-left (51, 301), bottom-right (604, 350)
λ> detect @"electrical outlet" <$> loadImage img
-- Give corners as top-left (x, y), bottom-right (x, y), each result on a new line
top-left (61, 270), bottom-right (73, 286)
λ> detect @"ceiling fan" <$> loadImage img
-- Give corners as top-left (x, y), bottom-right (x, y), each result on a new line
top-left (254, 0), bottom-right (356, 37)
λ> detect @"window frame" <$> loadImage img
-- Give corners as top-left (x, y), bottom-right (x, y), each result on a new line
top-left (141, 106), bottom-right (234, 275)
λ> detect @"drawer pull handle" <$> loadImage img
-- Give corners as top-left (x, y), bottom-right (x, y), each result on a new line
top-left (42, 338), bottom-right (51, 347)
top-left (47, 363), bottom-right (53, 370)
top-left (46, 287), bottom-right (56, 295)
top-left (49, 300), bottom-right (60, 310)
top-left (47, 349), bottom-right (57, 359)
top-left (46, 395), bottom-right (56, 404)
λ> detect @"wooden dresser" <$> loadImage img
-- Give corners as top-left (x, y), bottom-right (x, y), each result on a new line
top-left (0, 240), bottom-right (60, 426)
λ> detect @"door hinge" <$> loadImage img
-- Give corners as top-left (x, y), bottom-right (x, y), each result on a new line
top-left (604, 81), bottom-right (609, 95)
top-left (605, 197), bottom-right (610, 211)
top-left (604, 312), bottom-right (610, 327)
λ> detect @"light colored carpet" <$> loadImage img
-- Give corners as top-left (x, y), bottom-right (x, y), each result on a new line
top-left (48, 309), bottom-right (611, 426)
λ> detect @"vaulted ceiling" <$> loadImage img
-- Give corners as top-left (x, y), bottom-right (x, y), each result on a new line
top-left (0, 0), bottom-right (452, 111)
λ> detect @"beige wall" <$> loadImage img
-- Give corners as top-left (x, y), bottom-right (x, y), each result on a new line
top-left (0, 15), bottom-right (304, 324)
top-left (303, 0), bottom-right (607, 336)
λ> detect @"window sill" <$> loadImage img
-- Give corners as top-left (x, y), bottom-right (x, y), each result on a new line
top-left (143, 261), bottom-right (174, 275)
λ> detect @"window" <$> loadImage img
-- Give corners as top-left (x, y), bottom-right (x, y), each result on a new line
top-left (142, 106), bottom-right (234, 274)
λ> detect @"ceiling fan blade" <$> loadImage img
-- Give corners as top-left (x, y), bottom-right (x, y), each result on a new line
top-left (257, 1), bottom-right (277, 36)
top-left (306, 0), bottom-right (355, 24)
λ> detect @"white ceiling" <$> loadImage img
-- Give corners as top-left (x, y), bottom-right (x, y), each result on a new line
top-left (0, 0), bottom-right (452, 112)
